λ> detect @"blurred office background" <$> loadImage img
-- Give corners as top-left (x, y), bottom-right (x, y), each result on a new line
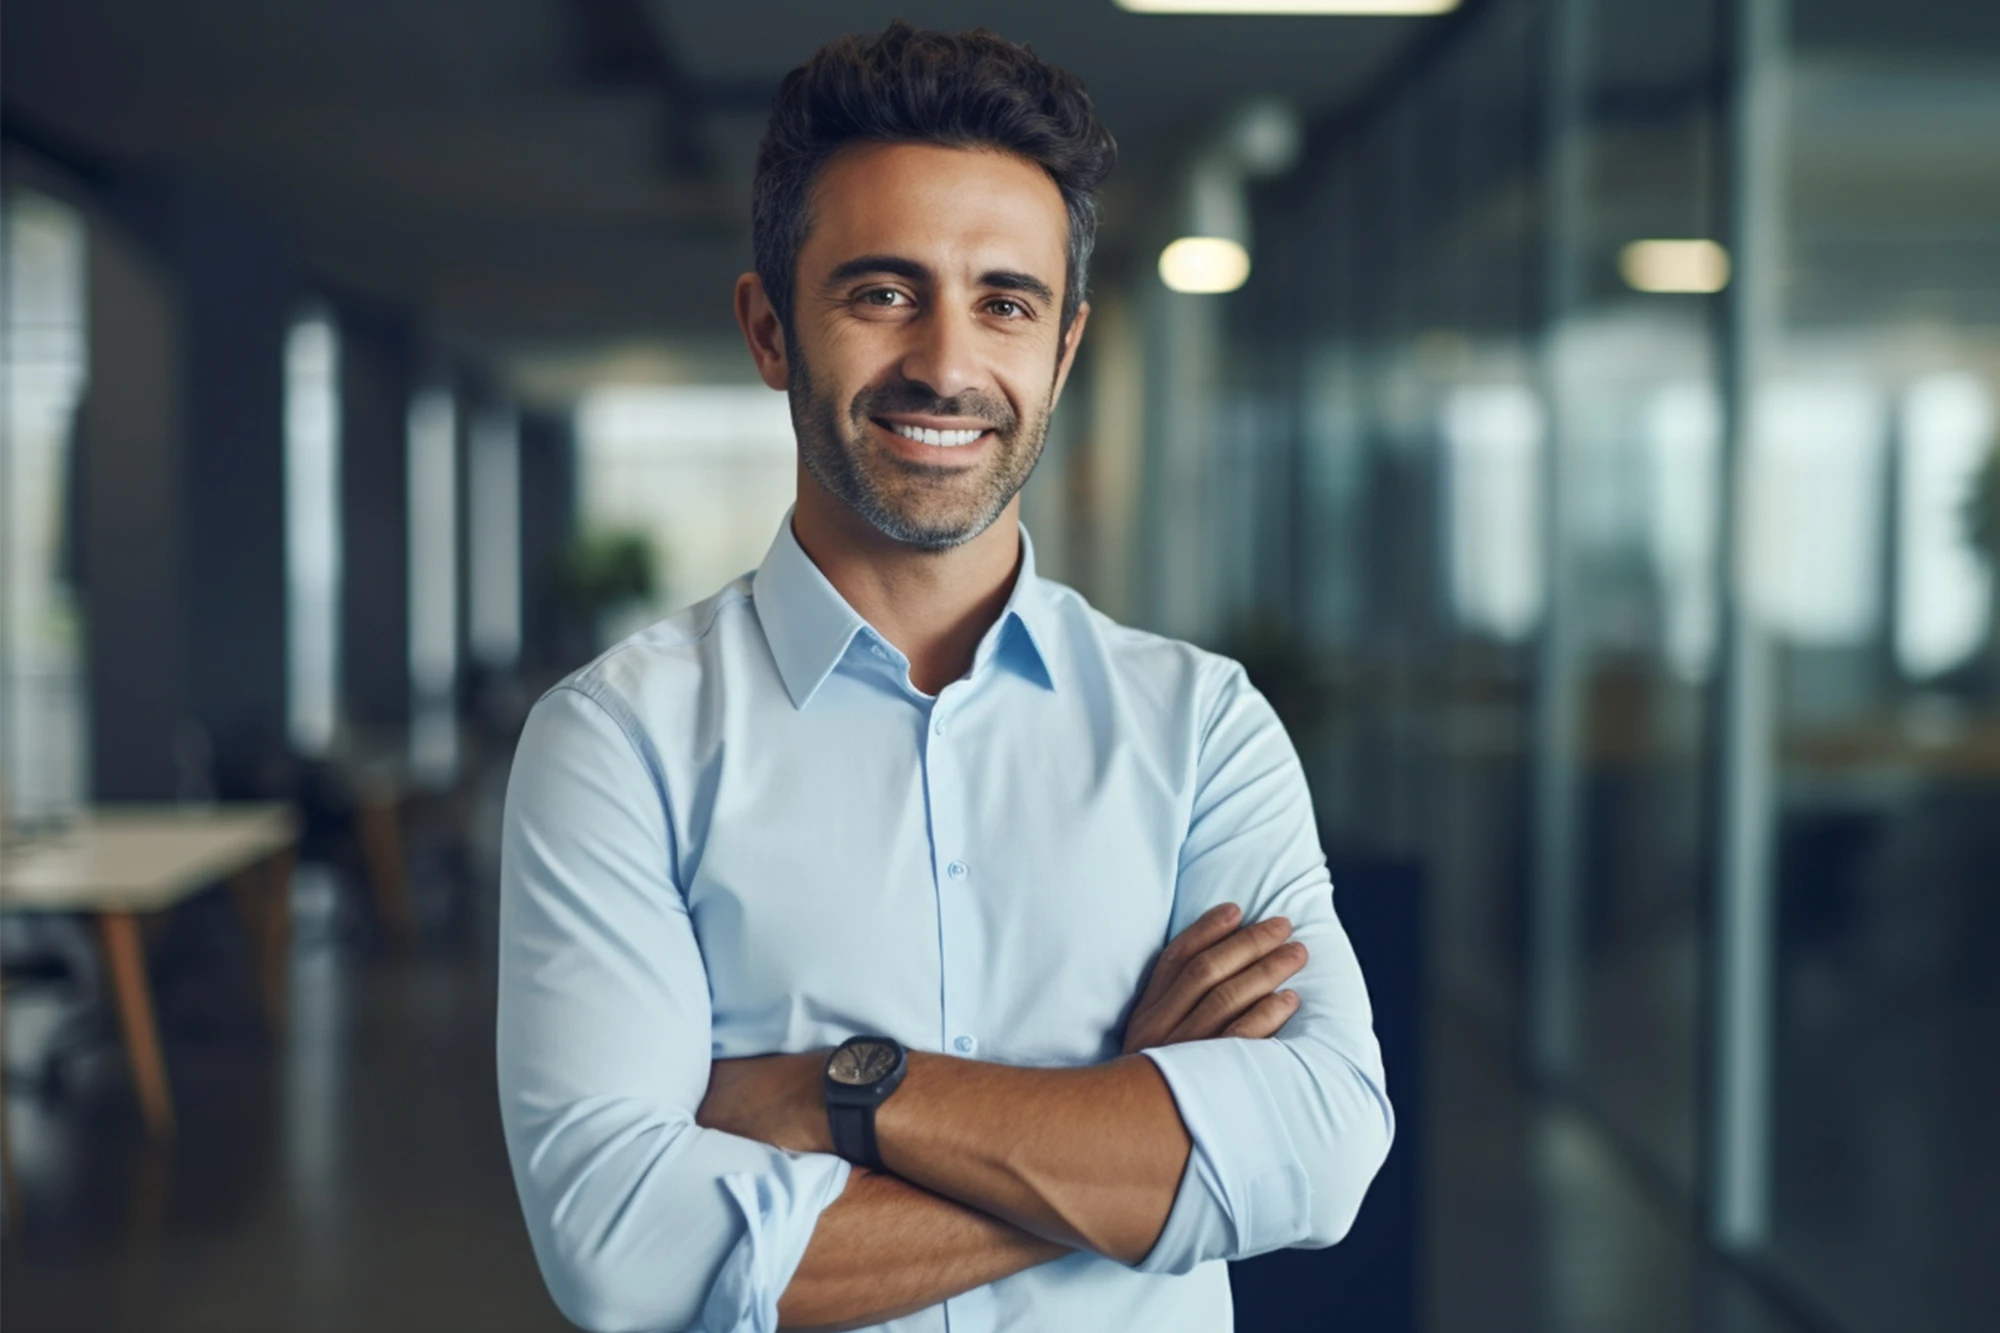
top-left (2, 2), bottom-right (1996, 1331)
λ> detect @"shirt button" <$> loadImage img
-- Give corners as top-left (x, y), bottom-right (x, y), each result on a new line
top-left (947, 860), bottom-right (968, 880)
top-left (954, 1035), bottom-right (978, 1054)
top-left (870, 644), bottom-right (889, 660)
top-left (933, 716), bottom-right (948, 735)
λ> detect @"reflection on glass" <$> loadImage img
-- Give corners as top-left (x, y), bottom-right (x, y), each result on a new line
top-left (1896, 373), bottom-right (1993, 679)
top-left (1748, 380), bottom-right (1888, 648)
top-left (1443, 383), bottom-right (1544, 641)
top-left (1643, 383), bottom-right (1721, 682)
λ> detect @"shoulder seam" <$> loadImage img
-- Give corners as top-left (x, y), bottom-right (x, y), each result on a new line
top-left (547, 679), bottom-right (673, 819)
top-left (588, 584), bottom-right (751, 675)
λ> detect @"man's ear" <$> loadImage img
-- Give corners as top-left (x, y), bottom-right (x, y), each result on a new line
top-left (1050, 300), bottom-right (1091, 408)
top-left (735, 273), bottom-right (791, 391)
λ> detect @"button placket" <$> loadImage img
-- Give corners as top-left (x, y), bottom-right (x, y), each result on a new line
top-left (923, 694), bottom-right (984, 1070)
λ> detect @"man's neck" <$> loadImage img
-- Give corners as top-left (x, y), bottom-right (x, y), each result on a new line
top-left (791, 479), bottom-right (1023, 697)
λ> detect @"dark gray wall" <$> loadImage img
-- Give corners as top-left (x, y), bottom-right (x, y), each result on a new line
top-left (339, 302), bottom-right (415, 732)
top-left (177, 188), bottom-right (295, 765)
top-left (81, 178), bottom-right (302, 798)
top-left (82, 197), bottom-right (188, 799)
top-left (517, 407), bottom-right (578, 676)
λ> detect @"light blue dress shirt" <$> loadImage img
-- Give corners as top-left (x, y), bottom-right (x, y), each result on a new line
top-left (497, 515), bottom-right (1393, 1333)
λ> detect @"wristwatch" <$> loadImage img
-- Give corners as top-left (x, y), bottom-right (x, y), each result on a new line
top-left (823, 1035), bottom-right (907, 1169)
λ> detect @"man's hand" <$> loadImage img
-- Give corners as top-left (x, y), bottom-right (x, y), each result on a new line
top-left (1121, 903), bottom-right (1306, 1055)
top-left (696, 1049), bottom-right (830, 1153)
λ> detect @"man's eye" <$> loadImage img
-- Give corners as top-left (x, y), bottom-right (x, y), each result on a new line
top-left (860, 289), bottom-right (908, 307)
top-left (988, 299), bottom-right (1025, 318)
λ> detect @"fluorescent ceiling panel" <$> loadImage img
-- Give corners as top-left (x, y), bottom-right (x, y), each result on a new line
top-left (1116, 1), bottom-right (1461, 15)
top-left (1159, 236), bottom-right (1251, 293)
top-left (1619, 239), bottom-right (1732, 294)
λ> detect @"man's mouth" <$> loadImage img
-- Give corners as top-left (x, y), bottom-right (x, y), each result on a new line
top-left (878, 419), bottom-right (989, 448)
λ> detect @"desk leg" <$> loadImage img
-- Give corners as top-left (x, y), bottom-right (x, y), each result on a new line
top-left (97, 913), bottom-right (175, 1139)
top-left (230, 847), bottom-right (294, 1034)
top-left (357, 792), bottom-right (417, 950)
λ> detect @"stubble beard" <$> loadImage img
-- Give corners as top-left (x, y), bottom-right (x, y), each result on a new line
top-left (788, 345), bottom-right (1052, 552)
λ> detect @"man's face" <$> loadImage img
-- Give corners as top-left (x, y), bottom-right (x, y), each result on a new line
top-left (780, 141), bottom-right (1084, 550)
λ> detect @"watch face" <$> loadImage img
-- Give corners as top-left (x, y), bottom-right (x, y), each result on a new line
top-left (828, 1040), bottom-right (899, 1087)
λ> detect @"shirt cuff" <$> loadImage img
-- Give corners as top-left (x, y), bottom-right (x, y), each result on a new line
top-left (701, 1151), bottom-right (852, 1333)
top-left (1135, 1039), bottom-right (1313, 1273)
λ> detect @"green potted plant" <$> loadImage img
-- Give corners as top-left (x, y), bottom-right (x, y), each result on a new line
top-left (560, 527), bottom-right (661, 651)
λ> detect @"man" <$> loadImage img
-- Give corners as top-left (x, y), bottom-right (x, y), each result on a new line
top-left (498, 23), bottom-right (1392, 1333)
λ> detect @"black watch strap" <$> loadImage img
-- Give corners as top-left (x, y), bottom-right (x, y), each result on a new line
top-left (828, 1100), bottom-right (881, 1170)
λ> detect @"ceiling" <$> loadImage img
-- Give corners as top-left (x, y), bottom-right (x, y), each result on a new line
top-left (3, 0), bottom-right (1437, 384)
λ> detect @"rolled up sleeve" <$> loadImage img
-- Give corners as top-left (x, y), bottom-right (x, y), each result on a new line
top-left (1134, 664), bottom-right (1395, 1275)
top-left (497, 684), bottom-right (850, 1333)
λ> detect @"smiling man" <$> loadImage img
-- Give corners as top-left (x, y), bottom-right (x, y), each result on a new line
top-left (497, 23), bottom-right (1392, 1333)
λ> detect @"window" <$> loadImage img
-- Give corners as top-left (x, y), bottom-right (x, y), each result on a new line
top-left (574, 384), bottom-right (796, 635)
top-left (468, 407), bottom-right (522, 671)
top-left (284, 309), bottom-right (342, 755)
top-left (1, 187), bottom-right (89, 822)
top-left (406, 385), bottom-right (458, 780)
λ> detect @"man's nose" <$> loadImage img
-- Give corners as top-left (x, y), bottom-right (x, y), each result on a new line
top-left (899, 306), bottom-right (983, 404)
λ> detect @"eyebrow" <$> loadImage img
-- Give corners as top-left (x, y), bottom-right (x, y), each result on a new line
top-left (980, 269), bottom-right (1057, 307)
top-left (825, 255), bottom-right (1057, 308)
top-left (826, 254), bottom-right (930, 286)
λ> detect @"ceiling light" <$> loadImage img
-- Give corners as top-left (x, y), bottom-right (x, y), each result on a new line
top-left (1116, 1), bottom-right (1461, 15)
top-left (1619, 239), bottom-right (1731, 294)
top-left (1160, 237), bottom-right (1251, 294)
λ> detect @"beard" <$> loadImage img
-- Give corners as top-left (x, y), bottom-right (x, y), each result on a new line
top-left (788, 346), bottom-right (1053, 552)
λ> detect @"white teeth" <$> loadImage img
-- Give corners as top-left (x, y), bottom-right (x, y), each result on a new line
top-left (889, 422), bottom-right (985, 447)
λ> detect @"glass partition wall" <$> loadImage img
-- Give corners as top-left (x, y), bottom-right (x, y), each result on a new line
top-left (1548, 0), bottom-right (1728, 1195)
top-left (1740, 6), bottom-right (2000, 1329)
top-left (1112, 2), bottom-right (1998, 1329)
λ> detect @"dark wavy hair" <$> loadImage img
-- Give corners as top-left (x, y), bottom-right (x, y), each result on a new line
top-left (752, 22), bottom-right (1117, 336)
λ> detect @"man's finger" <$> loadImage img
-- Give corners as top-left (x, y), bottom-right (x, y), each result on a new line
top-left (1147, 915), bottom-right (1293, 1038)
top-left (1222, 990), bottom-right (1300, 1040)
top-left (1133, 902), bottom-right (1242, 1012)
top-left (1170, 939), bottom-right (1308, 1042)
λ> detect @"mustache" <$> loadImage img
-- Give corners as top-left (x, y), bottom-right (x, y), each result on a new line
top-left (850, 381), bottom-right (1018, 435)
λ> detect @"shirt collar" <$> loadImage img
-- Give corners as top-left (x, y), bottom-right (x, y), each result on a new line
top-left (752, 510), bottom-right (1060, 709)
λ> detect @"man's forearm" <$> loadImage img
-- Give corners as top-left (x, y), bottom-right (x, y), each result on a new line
top-left (779, 1167), bottom-right (1069, 1330)
top-left (872, 1051), bottom-right (1192, 1265)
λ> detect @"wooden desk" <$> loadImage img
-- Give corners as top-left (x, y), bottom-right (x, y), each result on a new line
top-left (0, 804), bottom-right (300, 1139)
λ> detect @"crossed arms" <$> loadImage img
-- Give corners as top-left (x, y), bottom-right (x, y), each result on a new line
top-left (497, 672), bottom-right (1394, 1333)
top-left (700, 903), bottom-right (1310, 1329)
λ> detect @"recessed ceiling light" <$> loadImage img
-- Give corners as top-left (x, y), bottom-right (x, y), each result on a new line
top-left (1116, 1), bottom-right (1461, 15)
top-left (1160, 237), bottom-right (1252, 294)
top-left (1619, 239), bottom-right (1731, 294)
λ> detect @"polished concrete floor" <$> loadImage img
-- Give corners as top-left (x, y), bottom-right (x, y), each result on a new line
top-left (1423, 1009), bottom-right (1810, 1333)
top-left (4, 852), bottom-right (1817, 1333)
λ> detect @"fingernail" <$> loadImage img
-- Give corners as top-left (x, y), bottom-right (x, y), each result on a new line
top-left (1282, 990), bottom-right (1300, 1004)
top-left (1217, 903), bottom-right (1241, 922)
